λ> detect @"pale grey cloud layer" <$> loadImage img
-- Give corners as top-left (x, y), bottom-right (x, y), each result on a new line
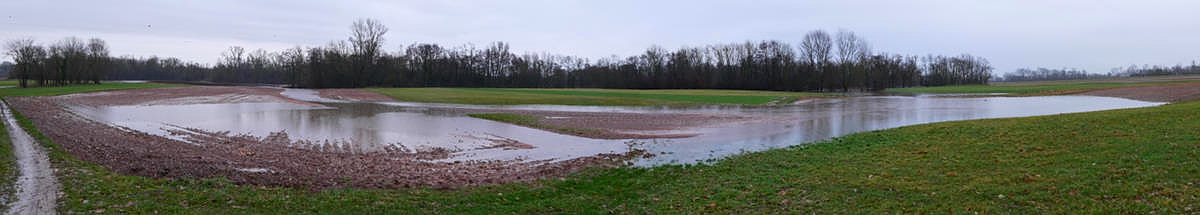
top-left (3, 0), bottom-right (1198, 74)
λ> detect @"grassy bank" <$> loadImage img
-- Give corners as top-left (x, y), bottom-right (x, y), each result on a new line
top-left (468, 113), bottom-right (602, 136)
top-left (887, 76), bottom-right (1200, 95)
top-left (365, 88), bottom-right (828, 106)
top-left (1, 85), bottom-right (1195, 213)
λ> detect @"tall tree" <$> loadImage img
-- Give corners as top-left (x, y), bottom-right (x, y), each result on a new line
top-left (836, 30), bottom-right (870, 91)
top-left (4, 39), bottom-right (45, 88)
top-left (348, 18), bottom-right (388, 87)
top-left (800, 30), bottom-right (833, 90)
top-left (86, 38), bottom-right (110, 84)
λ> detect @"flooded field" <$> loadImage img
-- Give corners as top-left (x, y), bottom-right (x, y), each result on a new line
top-left (66, 88), bottom-right (1163, 165)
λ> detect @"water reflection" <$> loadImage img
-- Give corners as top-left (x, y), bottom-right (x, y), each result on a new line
top-left (68, 90), bottom-right (1163, 165)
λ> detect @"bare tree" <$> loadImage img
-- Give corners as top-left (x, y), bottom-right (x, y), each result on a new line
top-left (800, 30), bottom-right (832, 65)
top-left (349, 18), bottom-right (389, 87)
top-left (836, 30), bottom-right (871, 91)
top-left (86, 38), bottom-right (109, 84)
top-left (835, 30), bottom-right (870, 64)
top-left (5, 38), bottom-right (45, 87)
top-left (800, 30), bottom-right (833, 90)
top-left (49, 37), bottom-right (87, 85)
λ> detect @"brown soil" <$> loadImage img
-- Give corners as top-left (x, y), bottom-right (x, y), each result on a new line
top-left (8, 96), bottom-right (632, 190)
top-left (57, 86), bottom-right (315, 106)
top-left (317, 88), bottom-right (771, 139)
top-left (469, 110), bottom-right (765, 139)
top-left (1080, 83), bottom-right (1200, 103)
top-left (317, 89), bottom-right (398, 102)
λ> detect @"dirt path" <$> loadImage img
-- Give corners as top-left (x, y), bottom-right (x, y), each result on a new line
top-left (1, 101), bottom-right (58, 215)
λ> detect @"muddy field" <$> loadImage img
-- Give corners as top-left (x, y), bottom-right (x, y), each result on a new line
top-left (1081, 82), bottom-right (1200, 102)
top-left (57, 86), bottom-right (300, 106)
top-left (11, 84), bottom-right (1184, 190)
top-left (9, 87), bottom-right (638, 189)
top-left (320, 88), bottom-right (768, 139)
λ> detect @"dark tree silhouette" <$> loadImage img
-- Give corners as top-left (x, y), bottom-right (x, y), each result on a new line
top-left (6, 20), bottom-right (998, 91)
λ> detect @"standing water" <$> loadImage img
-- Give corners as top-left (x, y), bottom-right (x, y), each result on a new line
top-left (67, 89), bottom-right (1163, 165)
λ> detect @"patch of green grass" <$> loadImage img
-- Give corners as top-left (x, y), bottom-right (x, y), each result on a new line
top-left (0, 80), bottom-right (18, 87)
top-left (365, 88), bottom-right (828, 106)
top-left (0, 105), bottom-right (13, 213)
top-left (0, 82), bottom-right (185, 97)
top-left (6, 91), bottom-right (1200, 213)
top-left (468, 113), bottom-right (604, 136)
top-left (887, 79), bottom-right (1200, 96)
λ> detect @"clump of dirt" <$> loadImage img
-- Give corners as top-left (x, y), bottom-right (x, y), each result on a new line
top-left (8, 97), bottom-right (634, 190)
top-left (1081, 83), bottom-right (1200, 103)
top-left (317, 89), bottom-right (397, 102)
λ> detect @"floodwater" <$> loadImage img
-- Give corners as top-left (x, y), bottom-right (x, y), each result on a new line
top-left (68, 89), bottom-right (1164, 165)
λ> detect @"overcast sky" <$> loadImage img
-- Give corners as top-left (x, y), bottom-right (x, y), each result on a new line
top-left (3, 0), bottom-right (1199, 74)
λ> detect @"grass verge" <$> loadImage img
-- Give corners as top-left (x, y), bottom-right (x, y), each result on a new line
top-left (365, 88), bottom-right (829, 106)
top-left (886, 78), bottom-right (1200, 96)
top-left (0, 105), bottom-right (12, 213)
top-left (467, 113), bottom-right (604, 136)
top-left (3, 83), bottom-right (1199, 213)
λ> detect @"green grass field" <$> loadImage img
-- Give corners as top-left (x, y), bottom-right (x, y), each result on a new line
top-left (0, 80), bottom-right (18, 87)
top-left (365, 88), bottom-right (828, 106)
top-left (887, 76), bottom-right (1200, 95)
top-left (0, 83), bottom-right (1195, 213)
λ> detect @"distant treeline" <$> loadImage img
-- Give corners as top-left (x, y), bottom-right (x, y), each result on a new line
top-left (5, 19), bottom-right (994, 91)
top-left (999, 68), bottom-right (1094, 82)
top-left (1112, 63), bottom-right (1200, 77)
top-left (997, 62), bottom-right (1200, 82)
top-left (0, 61), bottom-right (12, 77)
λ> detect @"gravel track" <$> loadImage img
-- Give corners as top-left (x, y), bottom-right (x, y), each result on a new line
top-left (1, 100), bottom-right (59, 215)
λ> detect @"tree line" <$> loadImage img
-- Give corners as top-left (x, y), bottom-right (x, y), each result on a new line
top-left (999, 68), bottom-right (1093, 82)
top-left (4, 38), bottom-right (111, 88)
top-left (0, 61), bottom-right (12, 77)
top-left (1111, 62), bottom-right (1200, 77)
top-left (6, 19), bottom-right (994, 91)
top-left (997, 61), bottom-right (1200, 82)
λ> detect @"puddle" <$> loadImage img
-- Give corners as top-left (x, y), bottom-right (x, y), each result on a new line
top-left (68, 89), bottom-right (1163, 165)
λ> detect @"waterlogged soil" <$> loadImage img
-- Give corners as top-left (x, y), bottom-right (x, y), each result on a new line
top-left (472, 110), bottom-right (765, 139)
top-left (317, 88), bottom-right (397, 102)
top-left (318, 88), bottom-right (754, 138)
top-left (57, 86), bottom-right (309, 106)
top-left (8, 93), bottom-right (632, 190)
top-left (1081, 82), bottom-right (1200, 102)
top-left (6, 85), bottom-right (1169, 190)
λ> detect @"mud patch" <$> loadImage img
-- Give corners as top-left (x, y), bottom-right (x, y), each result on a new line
top-left (318, 89), bottom-right (397, 102)
top-left (8, 97), bottom-right (635, 190)
top-left (54, 86), bottom-right (312, 106)
top-left (464, 110), bottom-right (766, 139)
top-left (1081, 83), bottom-right (1200, 103)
